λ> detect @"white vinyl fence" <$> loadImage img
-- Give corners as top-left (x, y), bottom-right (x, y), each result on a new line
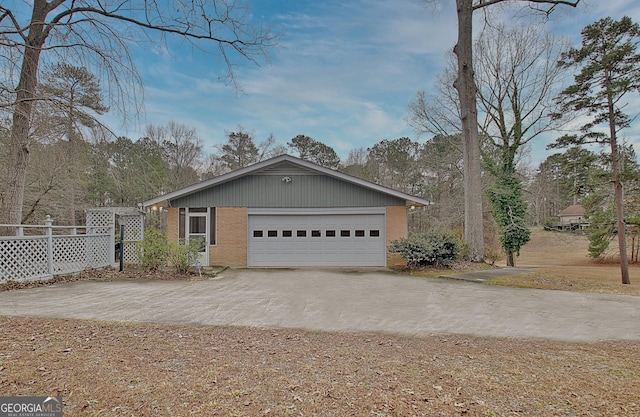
top-left (0, 215), bottom-right (113, 283)
top-left (1, 208), bottom-right (145, 283)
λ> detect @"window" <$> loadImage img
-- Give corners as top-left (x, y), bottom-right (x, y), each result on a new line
top-left (178, 207), bottom-right (216, 244)
top-left (340, 230), bottom-right (350, 237)
top-left (283, 230), bottom-right (292, 237)
top-left (189, 216), bottom-right (206, 234)
top-left (297, 230), bottom-right (307, 237)
top-left (268, 230), bottom-right (278, 237)
top-left (209, 208), bottom-right (216, 245)
top-left (311, 230), bottom-right (321, 237)
top-left (326, 230), bottom-right (336, 237)
top-left (370, 230), bottom-right (380, 237)
top-left (253, 230), bottom-right (263, 238)
top-left (355, 230), bottom-right (365, 237)
top-left (179, 208), bottom-right (186, 239)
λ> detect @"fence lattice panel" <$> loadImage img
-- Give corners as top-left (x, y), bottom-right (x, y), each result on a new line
top-left (52, 235), bottom-right (110, 274)
top-left (86, 210), bottom-right (114, 235)
top-left (0, 237), bottom-right (50, 281)
top-left (121, 214), bottom-right (144, 264)
top-left (0, 232), bottom-right (113, 283)
top-left (53, 235), bottom-right (86, 274)
top-left (87, 235), bottom-right (111, 268)
top-left (1, 208), bottom-right (142, 283)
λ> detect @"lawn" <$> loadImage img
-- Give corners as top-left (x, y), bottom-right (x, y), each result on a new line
top-left (489, 228), bottom-right (640, 295)
top-left (408, 228), bottom-right (640, 295)
top-left (1, 228), bottom-right (639, 416)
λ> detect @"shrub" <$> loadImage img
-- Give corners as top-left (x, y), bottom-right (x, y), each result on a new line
top-left (484, 244), bottom-right (503, 266)
top-left (136, 226), bottom-right (168, 271)
top-left (389, 230), bottom-right (460, 267)
top-left (167, 239), bottom-right (201, 274)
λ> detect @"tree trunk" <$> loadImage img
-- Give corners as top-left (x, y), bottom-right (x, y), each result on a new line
top-left (507, 251), bottom-right (515, 267)
top-left (454, 0), bottom-right (485, 261)
top-left (606, 71), bottom-right (630, 284)
top-left (612, 157), bottom-right (629, 284)
top-left (1, 0), bottom-right (48, 230)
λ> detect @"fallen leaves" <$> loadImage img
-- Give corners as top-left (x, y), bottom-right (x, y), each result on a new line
top-left (0, 267), bottom-right (211, 293)
top-left (1, 317), bottom-right (638, 416)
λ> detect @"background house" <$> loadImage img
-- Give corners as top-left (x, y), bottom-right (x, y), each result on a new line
top-left (143, 155), bottom-right (430, 267)
top-left (559, 204), bottom-right (587, 230)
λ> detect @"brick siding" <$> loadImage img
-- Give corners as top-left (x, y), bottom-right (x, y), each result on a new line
top-left (209, 207), bottom-right (247, 267)
top-left (167, 208), bottom-right (178, 244)
top-left (386, 205), bottom-right (408, 267)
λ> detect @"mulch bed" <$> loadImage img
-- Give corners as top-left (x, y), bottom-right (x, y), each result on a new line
top-left (0, 267), bottom-right (212, 292)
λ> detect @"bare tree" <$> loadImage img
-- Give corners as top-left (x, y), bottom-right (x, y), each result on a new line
top-left (419, 134), bottom-right (465, 232)
top-left (342, 147), bottom-right (369, 179)
top-left (0, 0), bottom-right (278, 229)
top-left (410, 23), bottom-right (567, 161)
top-left (21, 139), bottom-right (89, 224)
top-left (476, 24), bottom-right (566, 173)
top-left (407, 53), bottom-right (461, 138)
top-left (203, 154), bottom-right (229, 179)
top-left (418, 0), bottom-right (579, 261)
top-left (146, 122), bottom-right (203, 190)
top-left (258, 133), bottom-right (288, 161)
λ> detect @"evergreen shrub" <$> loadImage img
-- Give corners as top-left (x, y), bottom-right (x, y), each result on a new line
top-left (390, 230), bottom-right (460, 267)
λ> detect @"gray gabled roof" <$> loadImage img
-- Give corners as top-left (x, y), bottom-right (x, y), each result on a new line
top-left (142, 154), bottom-right (431, 208)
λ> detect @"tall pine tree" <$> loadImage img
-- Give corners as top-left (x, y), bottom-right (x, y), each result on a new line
top-left (551, 16), bottom-right (640, 285)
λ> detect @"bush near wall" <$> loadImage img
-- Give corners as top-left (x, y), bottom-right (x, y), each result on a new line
top-left (389, 231), bottom-right (460, 267)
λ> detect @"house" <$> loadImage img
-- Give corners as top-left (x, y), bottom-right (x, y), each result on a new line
top-left (142, 155), bottom-right (430, 267)
top-left (559, 204), bottom-right (587, 230)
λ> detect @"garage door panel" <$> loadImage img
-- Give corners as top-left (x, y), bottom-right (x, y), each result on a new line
top-left (248, 214), bottom-right (385, 267)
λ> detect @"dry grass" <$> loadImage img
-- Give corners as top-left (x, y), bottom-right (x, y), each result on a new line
top-left (488, 228), bottom-right (640, 295)
top-left (2, 317), bottom-right (639, 417)
top-left (2, 229), bottom-right (640, 416)
top-left (407, 228), bottom-right (640, 295)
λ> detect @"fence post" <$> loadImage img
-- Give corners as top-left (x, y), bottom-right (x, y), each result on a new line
top-left (45, 215), bottom-right (54, 276)
top-left (119, 223), bottom-right (125, 272)
top-left (109, 225), bottom-right (115, 266)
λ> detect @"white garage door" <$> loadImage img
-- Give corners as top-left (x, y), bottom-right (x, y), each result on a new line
top-left (248, 212), bottom-right (386, 267)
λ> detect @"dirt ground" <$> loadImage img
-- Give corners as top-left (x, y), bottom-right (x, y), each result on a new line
top-left (1, 229), bottom-right (639, 416)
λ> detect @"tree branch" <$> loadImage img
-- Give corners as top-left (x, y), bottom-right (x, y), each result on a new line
top-left (473, 0), bottom-right (580, 11)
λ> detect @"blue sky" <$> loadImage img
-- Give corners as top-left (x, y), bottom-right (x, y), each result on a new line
top-left (115, 0), bottom-right (640, 165)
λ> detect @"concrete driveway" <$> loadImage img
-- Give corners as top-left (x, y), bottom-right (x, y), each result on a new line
top-left (0, 268), bottom-right (639, 342)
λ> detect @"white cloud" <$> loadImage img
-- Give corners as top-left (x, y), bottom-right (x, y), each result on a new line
top-left (104, 0), bottom-right (640, 165)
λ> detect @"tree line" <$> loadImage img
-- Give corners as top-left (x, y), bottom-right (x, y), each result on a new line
top-left (2, 1), bottom-right (640, 282)
top-left (5, 88), bottom-right (640, 272)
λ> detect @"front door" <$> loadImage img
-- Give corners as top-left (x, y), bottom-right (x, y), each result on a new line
top-left (187, 210), bottom-right (209, 266)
